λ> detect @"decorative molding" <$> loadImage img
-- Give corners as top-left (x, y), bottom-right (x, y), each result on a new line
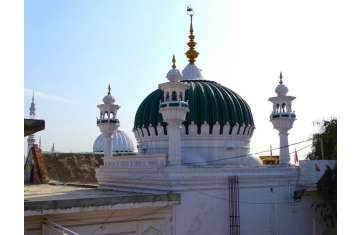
top-left (149, 124), bottom-right (156, 136)
top-left (223, 122), bottom-right (231, 135)
top-left (157, 124), bottom-right (165, 136)
top-left (97, 163), bottom-right (300, 193)
top-left (188, 122), bottom-right (197, 135)
top-left (231, 123), bottom-right (239, 136)
top-left (102, 154), bottom-right (167, 169)
top-left (134, 122), bottom-right (255, 139)
top-left (212, 121), bottom-right (221, 135)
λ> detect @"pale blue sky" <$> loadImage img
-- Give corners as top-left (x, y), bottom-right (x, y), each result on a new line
top-left (25, 0), bottom-right (342, 159)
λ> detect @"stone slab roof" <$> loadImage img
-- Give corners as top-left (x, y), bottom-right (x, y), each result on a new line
top-left (24, 119), bottom-right (45, 136)
top-left (24, 184), bottom-right (180, 216)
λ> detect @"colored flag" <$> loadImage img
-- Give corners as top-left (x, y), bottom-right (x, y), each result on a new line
top-left (294, 148), bottom-right (299, 164)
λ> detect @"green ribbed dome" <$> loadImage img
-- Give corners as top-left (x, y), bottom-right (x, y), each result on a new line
top-left (134, 80), bottom-right (254, 132)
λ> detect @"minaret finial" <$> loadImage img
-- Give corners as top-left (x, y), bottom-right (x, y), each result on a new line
top-left (29, 90), bottom-right (36, 118)
top-left (107, 84), bottom-right (111, 95)
top-left (172, 54), bottom-right (176, 69)
top-left (185, 5), bottom-right (199, 64)
top-left (279, 72), bottom-right (283, 84)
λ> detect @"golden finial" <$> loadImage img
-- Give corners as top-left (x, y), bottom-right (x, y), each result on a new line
top-left (172, 54), bottom-right (176, 69)
top-left (185, 5), bottom-right (199, 64)
top-left (107, 84), bottom-right (111, 95)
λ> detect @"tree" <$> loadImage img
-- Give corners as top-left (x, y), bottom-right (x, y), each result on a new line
top-left (314, 165), bottom-right (337, 228)
top-left (312, 118), bottom-right (337, 160)
top-left (311, 118), bottom-right (337, 229)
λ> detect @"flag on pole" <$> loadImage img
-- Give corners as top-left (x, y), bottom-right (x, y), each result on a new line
top-left (294, 148), bottom-right (299, 164)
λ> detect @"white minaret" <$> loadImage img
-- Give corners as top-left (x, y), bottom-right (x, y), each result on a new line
top-left (27, 91), bottom-right (36, 153)
top-left (268, 72), bottom-right (296, 165)
top-left (97, 85), bottom-right (120, 158)
top-left (159, 55), bottom-right (189, 165)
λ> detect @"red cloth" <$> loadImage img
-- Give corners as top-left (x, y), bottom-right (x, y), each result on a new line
top-left (294, 149), bottom-right (299, 163)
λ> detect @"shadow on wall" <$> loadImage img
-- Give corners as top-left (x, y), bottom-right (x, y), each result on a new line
top-left (42, 153), bottom-right (104, 184)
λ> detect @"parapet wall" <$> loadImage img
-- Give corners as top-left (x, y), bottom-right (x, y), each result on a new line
top-left (298, 160), bottom-right (337, 190)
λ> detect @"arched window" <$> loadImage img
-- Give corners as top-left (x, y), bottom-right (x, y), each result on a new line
top-left (171, 91), bottom-right (177, 101)
top-left (281, 103), bottom-right (286, 112)
top-left (276, 104), bottom-right (280, 112)
top-left (165, 92), bottom-right (170, 101)
top-left (179, 92), bottom-right (183, 101)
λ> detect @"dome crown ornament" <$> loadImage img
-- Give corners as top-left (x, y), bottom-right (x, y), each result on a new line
top-left (166, 55), bottom-right (182, 82)
top-left (185, 5), bottom-right (199, 64)
top-left (275, 72), bottom-right (289, 96)
top-left (182, 6), bottom-right (203, 80)
top-left (172, 54), bottom-right (176, 69)
top-left (107, 84), bottom-right (111, 95)
top-left (103, 84), bottom-right (116, 104)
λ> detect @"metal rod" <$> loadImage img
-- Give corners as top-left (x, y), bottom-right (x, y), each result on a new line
top-left (229, 176), bottom-right (234, 235)
top-left (235, 176), bottom-right (239, 235)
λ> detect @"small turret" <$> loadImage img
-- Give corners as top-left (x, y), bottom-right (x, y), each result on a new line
top-left (268, 72), bottom-right (296, 165)
top-left (159, 55), bottom-right (189, 165)
top-left (97, 85), bottom-right (120, 158)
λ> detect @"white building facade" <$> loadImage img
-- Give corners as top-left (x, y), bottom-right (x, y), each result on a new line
top-left (24, 8), bottom-right (335, 235)
top-left (95, 10), bottom-right (334, 235)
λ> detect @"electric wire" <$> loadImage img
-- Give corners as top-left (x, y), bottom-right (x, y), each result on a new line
top-left (183, 138), bottom-right (313, 165)
top-left (90, 142), bottom-right (313, 233)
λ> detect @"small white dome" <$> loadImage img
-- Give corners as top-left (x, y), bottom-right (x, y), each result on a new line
top-left (182, 63), bottom-right (203, 80)
top-left (93, 130), bottom-right (135, 153)
top-left (275, 84), bottom-right (288, 96)
top-left (103, 94), bottom-right (115, 104)
top-left (166, 68), bottom-right (182, 82)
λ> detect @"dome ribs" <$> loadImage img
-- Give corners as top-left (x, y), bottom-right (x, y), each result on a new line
top-left (220, 85), bottom-right (238, 126)
top-left (194, 82), bottom-right (209, 133)
top-left (185, 82), bottom-right (197, 127)
top-left (93, 130), bottom-right (134, 153)
top-left (202, 82), bottom-right (218, 129)
top-left (210, 82), bottom-right (230, 133)
top-left (222, 86), bottom-right (254, 127)
top-left (134, 96), bottom-right (146, 128)
top-left (148, 90), bottom-right (163, 134)
top-left (141, 90), bottom-right (158, 129)
top-left (221, 86), bottom-right (246, 126)
top-left (134, 80), bottom-right (255, 136)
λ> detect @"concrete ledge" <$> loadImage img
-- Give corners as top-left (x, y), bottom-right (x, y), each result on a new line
top-left (24, 184), bottom-right (180, 216)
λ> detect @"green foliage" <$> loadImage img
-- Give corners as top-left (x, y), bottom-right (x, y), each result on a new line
top-left (312, 118), bottom-right (337, 160)
top-left (313, 166), bottom-right (337, 228)
top-left (311, 118), bottom-right (337, 228)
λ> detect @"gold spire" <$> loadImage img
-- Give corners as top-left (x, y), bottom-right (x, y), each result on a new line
top-left (185, 6), bottom-right (199, 64)
top-left (107, 84), bottom-right (111, 95)
top-left (172, 54), bottom-right (176, 69)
